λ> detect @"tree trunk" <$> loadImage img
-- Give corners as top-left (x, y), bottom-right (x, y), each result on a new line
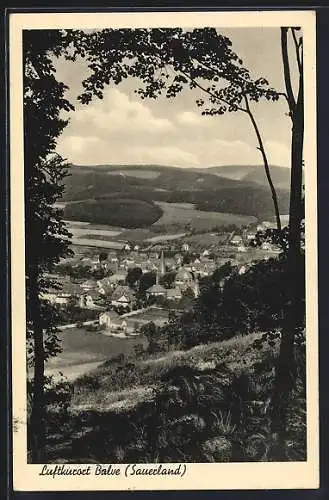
top-left (28, 265), bottom-right (46, 463)
top-left (244, 95), bottom-right (282, 233)
top-left (271, 29), bottom-right (304, 459)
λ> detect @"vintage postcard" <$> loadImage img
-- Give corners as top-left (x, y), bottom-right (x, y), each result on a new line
top-left (10, 9), bottom-right (318, 491)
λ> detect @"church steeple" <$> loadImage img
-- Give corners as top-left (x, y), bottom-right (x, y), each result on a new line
top-left (193, 277), bottom-right (200, 298)
top-left (160, 250), bottom-right (166, 276)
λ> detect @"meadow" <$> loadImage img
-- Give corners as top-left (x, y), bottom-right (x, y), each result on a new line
top-left (106, 169), bottom-right (160, 179)
top-left (153, 202), bottom-right (256, 230)
top-left (44, 327), bottom-right (147, 380)
top-left (70, 237), bottom-right (125, 250)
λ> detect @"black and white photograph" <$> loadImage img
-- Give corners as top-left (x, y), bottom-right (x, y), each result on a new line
top-left (10, 10), bottom-right (318, 491)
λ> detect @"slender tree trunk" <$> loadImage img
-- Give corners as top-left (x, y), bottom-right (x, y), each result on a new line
top-left (244, 95), bottom-right (282, 233)
top-left (270, 28), bottom-right (304, 460)
top-left (28, 264), bottom-right (46, 463)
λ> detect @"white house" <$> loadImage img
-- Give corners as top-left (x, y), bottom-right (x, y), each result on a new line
top-left (230, 234), bottom-right (243, 246)
top-left (108, 271), bottom-right (128, 287)
top-left (175, 268), bottom-right (194, 289)
top-left (166, 287), bottom-right (183, 301)
top-left (147, 283), bottom-right (167, 298)
top-left (81, 279), bottom-right (98, 291)
top-left (79, 291), bottom-right (104, 309)
top-left (41, 282), bottom-right (82, 306)
top-left (111, 285), bottom-right (135, 310)
top-left (99, 311), bottom-right (127, 333)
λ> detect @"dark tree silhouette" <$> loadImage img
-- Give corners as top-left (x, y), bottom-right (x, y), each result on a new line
top-left (126, 267), bottom-right (143, 288)
top-left (99, 251), bottom-right (108, 262)
top-left (24, 30), bottom-right (74, 462)
top-left (270, 27), bottom-right (305, 459)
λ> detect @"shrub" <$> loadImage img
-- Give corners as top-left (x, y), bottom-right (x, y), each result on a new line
top-left (75, 374), bottom-right (101, 391)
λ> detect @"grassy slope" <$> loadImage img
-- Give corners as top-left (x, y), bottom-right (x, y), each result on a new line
top-left (71, 332), bottom-right (275, 410)
top-left (43, 332), bottom-right (306, 463)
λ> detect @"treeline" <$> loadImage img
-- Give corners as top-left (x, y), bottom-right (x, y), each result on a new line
top-left (63, 198), bottom-right (163, 228)
top-left (62, 169), bottom-right (290, 220)
top-left (53, 303), bottom-right (99, 325)
top-left (195, 186), bottom-right (290, 220)
top-left (63, 168), bottom-right (244, 201)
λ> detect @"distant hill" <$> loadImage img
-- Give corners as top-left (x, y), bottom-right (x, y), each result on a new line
top-left (62, 163), bottom-right (290, 223)
top-left (206, 165), bottom-right (291, 190)
top-left (64, 164), bottom-right (257, 199)
top-left (72, 163), bottom-right (291, 190)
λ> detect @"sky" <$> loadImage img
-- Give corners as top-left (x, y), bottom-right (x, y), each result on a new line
top-left (54, 28), bottom-right (299, 169)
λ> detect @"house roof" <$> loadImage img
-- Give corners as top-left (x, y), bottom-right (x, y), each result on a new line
top-left (109, 271), bottom-right (127, 282)
top-left (61, 283), bottom-right (82, 295)
top-left (81, 279), bottom-right (97, 288)
top-left (147, 284), bottom-right (166, 294)
top-left (99, 284), bottom-right (112, 296)
top-left (97, 277), bottom-right (111, 287)
top-left (86, 290), bottom-right (102, 300)
top-left (167, 287), bottom-right (182, 299)
top-left (100, 311), bottom-right (121, 321)
top-left (176, 269), bottom-right (193, 281)
top-left (111, 285), bottom-right (135, 301)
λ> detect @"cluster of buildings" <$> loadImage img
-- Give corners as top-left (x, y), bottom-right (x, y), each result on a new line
top-left (98, 306), bottom-right (169, 336)
top-left (43, 248), bottom-right (218, 312)
top-left (42, 222), bottom-right (283, 335)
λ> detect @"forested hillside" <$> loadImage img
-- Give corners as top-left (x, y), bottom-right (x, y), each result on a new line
top-left (64, 198), bottom-right (163, 228)
top-left (207, 165), bottom-right (291, 189)
top-left (62, 164), bottom-right (290, 223)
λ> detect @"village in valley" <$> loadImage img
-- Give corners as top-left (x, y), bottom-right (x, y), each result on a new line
top-left (22, 21), bottom-right (310, 467)
top-left (44, 219), bottom-right (283, 339)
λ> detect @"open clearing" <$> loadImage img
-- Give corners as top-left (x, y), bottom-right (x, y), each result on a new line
top-left (70, 227), bottom-right (123, 238)
top-left (107, 169), bottom-right (160, 179)
top-left (153, 202), bottom-right (256, 229)
top-left (44, 327), bottom-right (146, 380)
top-left (70, 237), bottom-right (125, 250)
top-left (144, 232), bottom-right (187, 243)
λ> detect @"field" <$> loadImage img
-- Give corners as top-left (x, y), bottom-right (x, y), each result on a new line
top-left (44, 327), bottom-right (147, 380)
top-left (154, 202), bottom-right (256, 229)
top-left (107, 169), bottom-right (160, 179)
top-left (145, 232), bottom-right (187, 243)
top-left (66, 221), bottom-right (187, 246)
top-left (182, 232), bottom-right (232, 246)
top-left (128, 308), bottom-right (169, 322)
top-left (70, 237), bottom-right (125, 250)
top-left (70, 227), bottom-right (123, 238)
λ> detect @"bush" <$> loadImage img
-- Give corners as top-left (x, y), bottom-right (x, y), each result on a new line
top-left (75, 374), bottom-right (101, 391)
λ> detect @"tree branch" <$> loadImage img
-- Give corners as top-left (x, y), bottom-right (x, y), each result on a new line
top-left (290, 28), bottom-right (303, 75)
top-left (280, 27), bottom-right (296, 118)
top-left (191, 56), bottom-right (291, 108)
top-left (244, 94), bottom-right (282, 233)
top-left (178, 67), bottom-right (247, 113)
